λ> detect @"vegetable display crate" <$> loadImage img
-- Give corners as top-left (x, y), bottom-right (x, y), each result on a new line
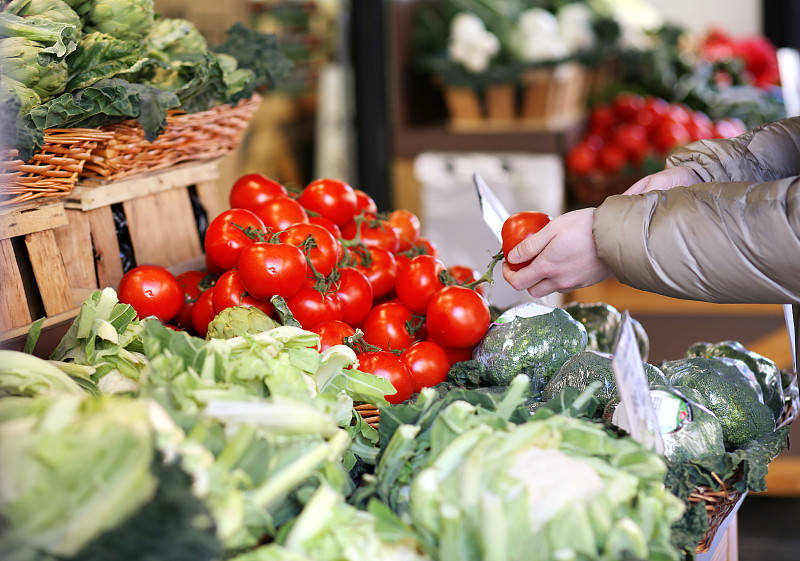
top-left (566, 170), bottom-right (645, 207)
top-left (56, 161), bottom-right (224, 294)
top-left (695, 383), bottom-right (798, 556)
top-left (80, 94), bottom-right (262, 182)
top-left (0, 200), bottom-right (89, 346)
top-left (0, 129), bottom-right (114, 208)
top-left (439, 62), bottom-right (590, 132)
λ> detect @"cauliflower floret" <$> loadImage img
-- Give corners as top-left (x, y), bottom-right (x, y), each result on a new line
top-left (447, 12), bottom-right (500, 73)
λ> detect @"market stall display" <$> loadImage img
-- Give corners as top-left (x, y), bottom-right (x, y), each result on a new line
top-left (1, 169), bottom-right (797, 561)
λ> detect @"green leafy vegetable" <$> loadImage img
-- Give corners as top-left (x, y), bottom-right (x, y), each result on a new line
top-left (64, 31), bottom-right (145, 91)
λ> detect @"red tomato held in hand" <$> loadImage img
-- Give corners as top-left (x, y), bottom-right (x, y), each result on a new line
top-left (401, 340), bottom-right (450, 392)
top-left (229, 174), bottom-right (288, 211)
top-left (426, 286), bottom-right (490, 348)
top-left (191, 287), bottom-right (217, 338)
top-left (237, 241), bottom-right (308, 301)
top-left (360, 301), bottom-right (416, 351)
top-left (333, 266), bottom-right (373, 327)
top-left (308, 319), bottom-right (356, 351)
top-left (358, 350), bottom-right (414, 404)
top-left (212, 269), bottom-right (275, 316)
top-left (501, 211), bottom-right (551, 271)
top-left (254, 196), bottom-right (309, 231)
top-left (118, 264), bottom-right (184, 323)
top-left (395, 254), bottom-right (446, 315)
top-left (279, 222), bottom-right (340, 278)
top-left (205, 209), bottom-right (266, 271)
top-left (297, 178), bottom-right (359, 227)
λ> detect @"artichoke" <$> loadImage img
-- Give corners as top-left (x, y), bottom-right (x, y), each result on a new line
top-left (79, 0), bottom-right (154, 42)
top-left (2, 0), bottom-right (82, 31)
top-left (144, 17), bottom-right (207, 61)
top-left (0, 36), bottom-right (67, 101)
top-left (0, 74), bottom-right (41, 114)
top-left (206, 306), bottom-right (279, 340)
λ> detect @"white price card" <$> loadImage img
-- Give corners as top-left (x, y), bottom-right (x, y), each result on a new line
top-left (611, 312), bottom-right (664, 454)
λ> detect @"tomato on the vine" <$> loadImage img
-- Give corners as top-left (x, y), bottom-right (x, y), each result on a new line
top-left (354, 188), bottom-right (378, 215)
top-left (118, 264), bottom-right (184, 323)
top-left (354, 247), bottom-right (398, 300)
top-left (436, 343), bottom-right (475, 366)
top-left (191, 287), bottom-right (217, 338)
top-left (447, 264), bottom-right (486, 296)
top-left (173, 270), bottom-right (213, 330)
top-left (387, 209), bottom-right (421, 252)
top-left (279, 222), bottom-right (339, 278)
top-left (237, 241), bottom-right (308, 301)
top-left (212, 269), bottom-right (275, 316)
top-left (333, 266), bottom-right (373, 327)
top-left (426, 285), bottom-right (490, 348)
top-left (308, 215), bottom-right (342, 239)
top-left (229, 174), bottom-right (288, 211)
top-left (501, 211), bottom-right (551, 271)
top-left (204, 208), bottom-right (266, 271)
top-left (297, 178), bottom-right (359, 227)
top-left (254, 196), bottom-right (309, 231)
top-left (395, 254), bottom-right (446, 315)
top-left (341, 213), bottom-right (400, 253)
top-left (286, 286), bottom-right (342, 329)
top-left (401, 340), bottom-right (449, 393)
top-left (360, 301), bottom-right (416, 351)
top-left (308, 319), bottom-right (356, 351)
top-left (414, 237), bottom-right (440, 258)
top-left (357, 350), bottom-right (414, 404)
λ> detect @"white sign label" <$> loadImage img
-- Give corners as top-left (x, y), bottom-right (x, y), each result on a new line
top-left (611, 312), bottom-right (664, 454)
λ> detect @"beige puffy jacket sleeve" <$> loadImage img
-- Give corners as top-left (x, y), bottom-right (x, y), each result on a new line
top-left (593, 117), bottom-right (800, 304)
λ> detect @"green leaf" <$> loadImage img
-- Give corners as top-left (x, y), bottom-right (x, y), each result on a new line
top-left (211, 23), bottom-right (292, 91)
top-left (64, 31), bottom-right (146, 92)
top-left (23, 317), bottom-right (45, 354)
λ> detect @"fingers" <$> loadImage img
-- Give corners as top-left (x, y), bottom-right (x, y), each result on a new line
top-left (506, 224), bottom-right (553, 265)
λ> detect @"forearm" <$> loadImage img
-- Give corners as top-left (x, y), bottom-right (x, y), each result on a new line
top-left (593, 177), bottom-right (800, 304)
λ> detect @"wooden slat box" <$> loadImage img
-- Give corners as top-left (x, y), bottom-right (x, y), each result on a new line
top-left (0, 200), bottom-right (88, 345)
top-left (56, 160), bottom-right (224, 293)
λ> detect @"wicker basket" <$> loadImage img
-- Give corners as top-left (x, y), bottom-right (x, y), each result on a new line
top-left (80, 93), bottom-right (262, 182)
top-left (0, 129), bottom-right (114, 207)
top-left (691, 382), bottom-right (799, 553)
top-left (566, 170), bottom-right (644, 207)
top-left (354, 403), bottom-right (380, 430)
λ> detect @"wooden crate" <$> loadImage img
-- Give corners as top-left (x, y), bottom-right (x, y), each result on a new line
top-left (55, 160), bottom-right (224, 293)
top-left (0, 200), bottom-right (89, 346)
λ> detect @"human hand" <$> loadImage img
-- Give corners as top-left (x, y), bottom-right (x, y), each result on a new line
top-left (502, 207), bottom-right (611, 298)
top-left (624, 166), bottom-right (701, 195)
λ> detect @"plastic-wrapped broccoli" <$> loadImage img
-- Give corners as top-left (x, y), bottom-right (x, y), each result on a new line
top-left (472, 302), bottom-right (587, 394)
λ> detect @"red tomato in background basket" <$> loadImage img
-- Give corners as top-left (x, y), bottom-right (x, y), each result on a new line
top-left (237, 241), bottom-right (307, 301)
top-left (229, 174), bottom-right (288, 212)
top-left (501, 211), bottom-right (551, 271)
top-left (173, 270), bottom-right (214, 331)
top-left (360, 301), bottom-right (416, 352)
top-left (395, 254), bottom-right (446, 315)
top-left (212, 269), bottom-right (275, 316)
top-left (118, 264), bottom-right (184, 323)
top-left (254, 196), bottom-right (309, 231)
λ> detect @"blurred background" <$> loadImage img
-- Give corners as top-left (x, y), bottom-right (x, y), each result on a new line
top-left (147, 1), bottom-right (799, 557)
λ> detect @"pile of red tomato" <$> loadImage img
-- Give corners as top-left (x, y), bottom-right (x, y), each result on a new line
top-left (565, 92), bottom-right (747, 177)
top-left (117, 174), bottom-right (495, 404)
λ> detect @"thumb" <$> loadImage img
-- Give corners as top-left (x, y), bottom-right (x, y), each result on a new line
top-left (507, 229), bottom-right (550, 263)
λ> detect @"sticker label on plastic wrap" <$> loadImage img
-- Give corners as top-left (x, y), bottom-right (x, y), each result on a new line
top-left (611, 312), bottom-right (665, 454)
top-left (614, 390), bottom-right (690, 435)
top-left (495, 302), bottom-right (555, 324)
